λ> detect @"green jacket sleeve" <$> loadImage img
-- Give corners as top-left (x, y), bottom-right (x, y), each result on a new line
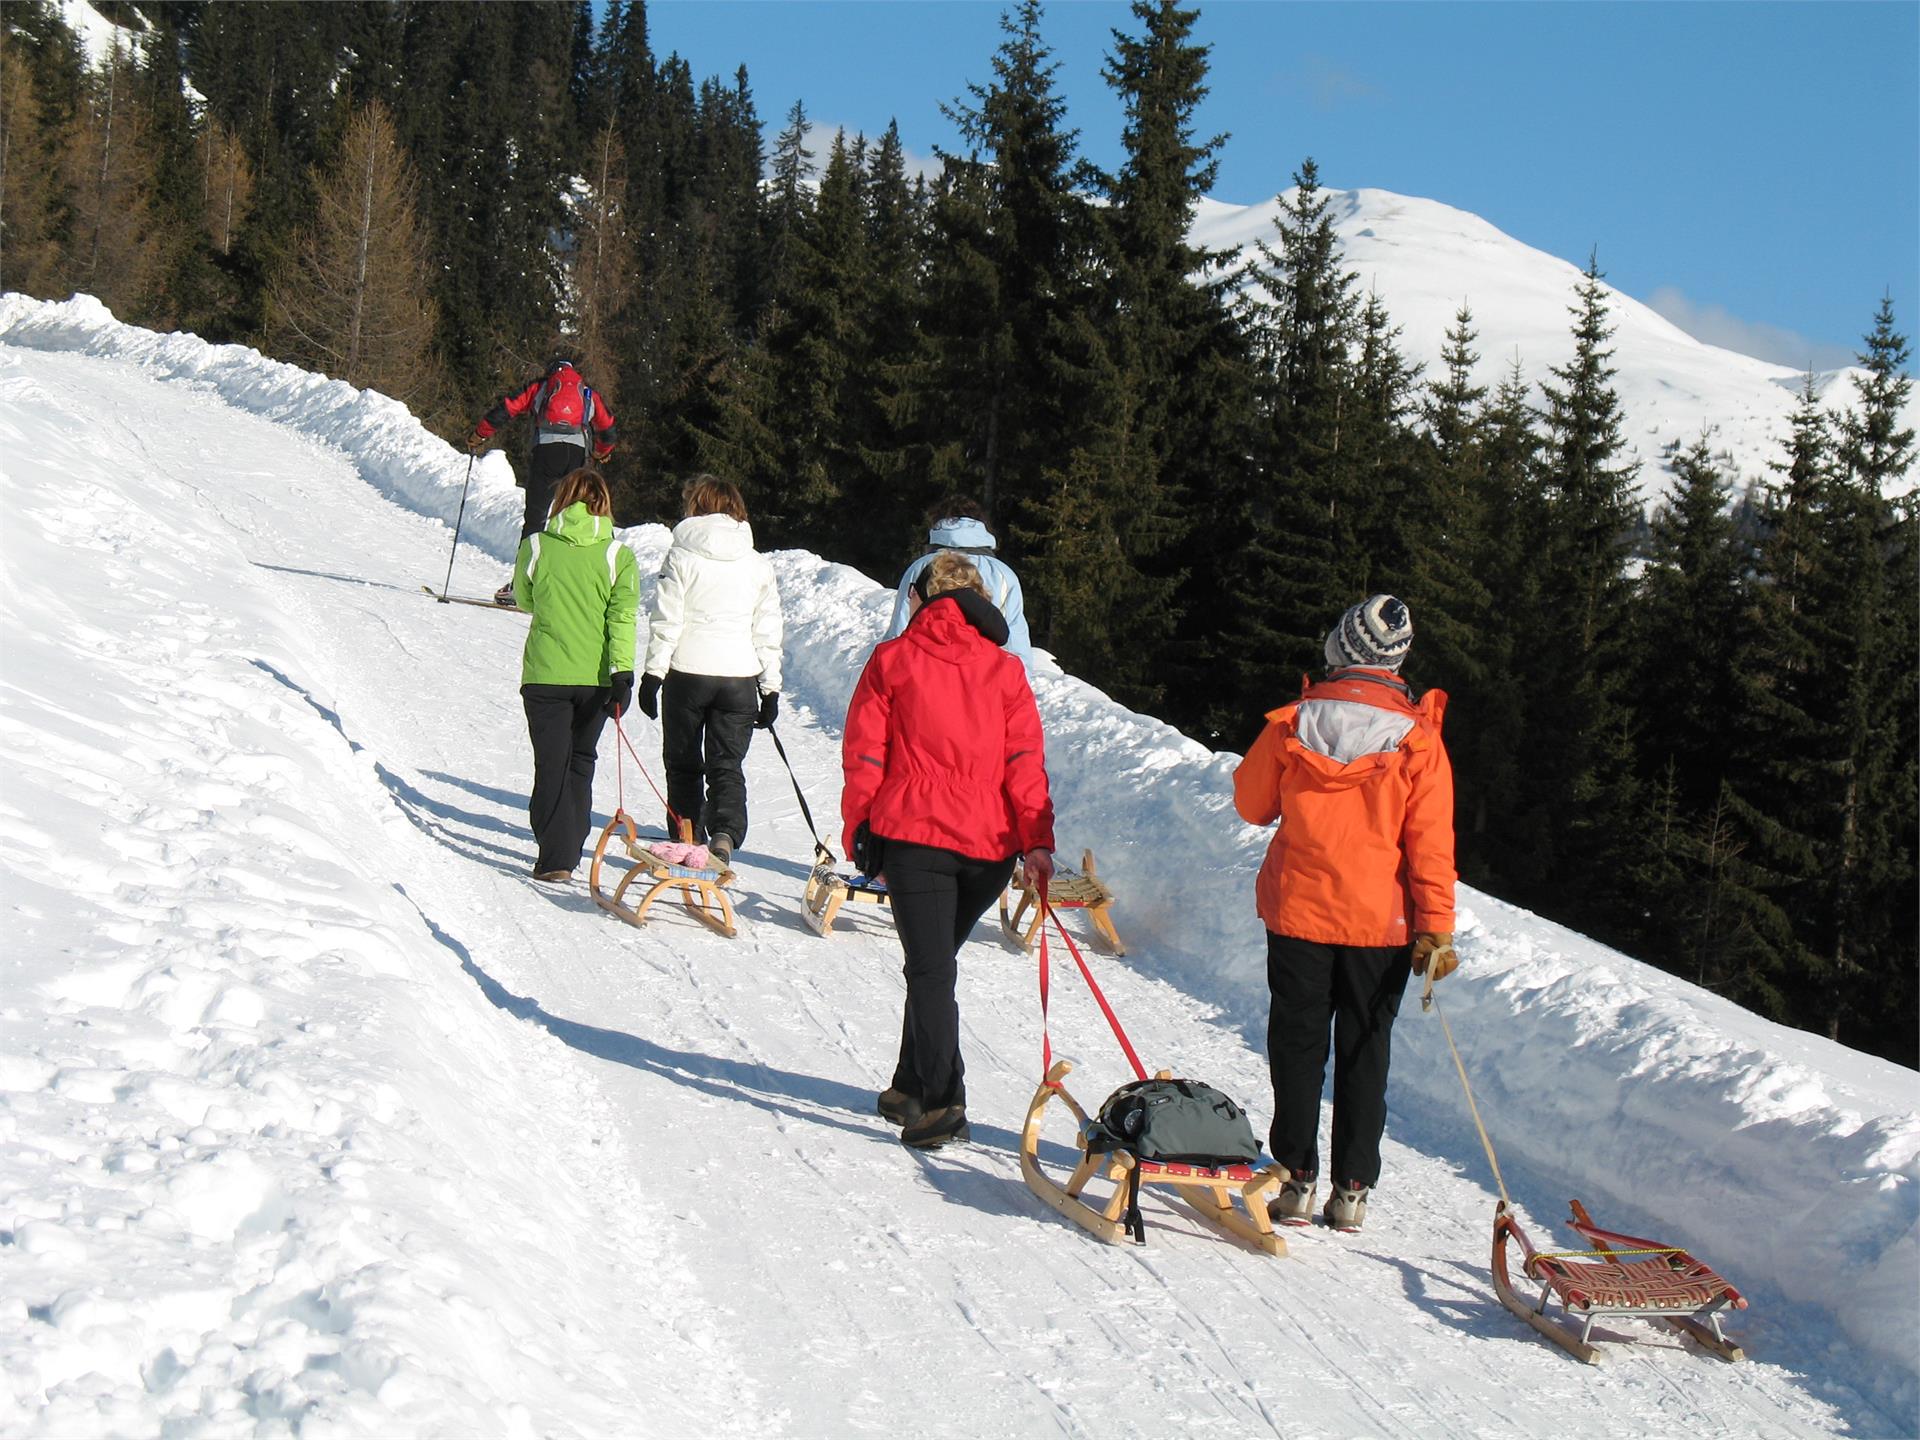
top-left (607, 544), bottom-right (639, 678)
top-left (513, 536), bottom-right (535, 612)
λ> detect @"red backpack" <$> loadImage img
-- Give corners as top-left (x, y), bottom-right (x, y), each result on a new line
top-left (535, 364), bottom-right (595, 439)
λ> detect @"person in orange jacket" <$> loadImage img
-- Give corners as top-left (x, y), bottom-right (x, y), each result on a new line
top-left (1232, 594), bottom-right (1457, 1232)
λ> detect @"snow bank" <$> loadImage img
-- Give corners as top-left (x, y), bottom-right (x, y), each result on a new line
top-left (3, 293), bottom-right (1914, 1402)
top-left (0, 312), bottom-right (758, 1434)
top-left (0, 294), bottom-right (529, 571)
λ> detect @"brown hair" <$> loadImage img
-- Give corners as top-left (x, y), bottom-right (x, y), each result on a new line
top-left (927, 492), bottom-right (985, 526)
top-left (550, 468), bottom-right (613, 518)
top-left (682, 474), bottom-right (748, 523)
top-left (922, 551), bottom-right (990, 601)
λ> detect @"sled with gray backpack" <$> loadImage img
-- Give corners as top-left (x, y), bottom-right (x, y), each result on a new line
top-left (1017, 901), bottom-right (1290, 1257)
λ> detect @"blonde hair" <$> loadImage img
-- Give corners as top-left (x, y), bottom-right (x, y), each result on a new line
top-left (682, 474), bottom-right (748, 523)
top-left (923, 551), bottom-right (990, 601)
top-left (550, 468), bottom-right (613, 518)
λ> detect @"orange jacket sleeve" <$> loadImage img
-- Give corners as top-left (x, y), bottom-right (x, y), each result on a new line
top-left (1233, 713), bottom-right (1289, 826)
top-left (1001, 665), bottom-right (1055, 854)
top-left (1401, 730), bottom-right (1457, 933)
top-left (840, 652), bottom-right (891, 857)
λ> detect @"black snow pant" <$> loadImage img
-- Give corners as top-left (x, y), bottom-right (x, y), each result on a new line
top-left (520, 441), bottom-right (589, 537)
top-left (882, 838), bottom-right (1016, 1112)
top-left (661, 671), bottom-right (758, 847)
top-left (1265, 931), bottom-right (1412, 1190)
top-left (522, 683), bottom-right (610, 873)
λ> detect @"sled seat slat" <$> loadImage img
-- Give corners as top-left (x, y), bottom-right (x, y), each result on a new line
top-left (1001, 848), bottom-right (1127, 956)
top-left (1526, 1255), bottom-right (1733, 1311)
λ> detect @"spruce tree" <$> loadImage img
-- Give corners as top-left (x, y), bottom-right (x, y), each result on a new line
top-left (1099, 0), bottom-right (1251, 723)
top-left (1823, 301), bottom-right (1916, 1059)
top-left (1464, 357), bottom-right (1547, 886)
top-left (1210, 157), bottom-right (1363, 737)
top-left (1520, 254), bottom-right (1641, 931)
top-left (1633, 436), bottom-right (1742, 815)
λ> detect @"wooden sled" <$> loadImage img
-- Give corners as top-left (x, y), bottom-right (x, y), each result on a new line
top-left (588, 811), bottom-right (737, 938)
top-left (801, 863), bottom-right (890, 938)
top-left (1001, 849), bottom-right (1126, 955)
top-left (1019, 1059), bottom-right (1287, 1256)
top-left (1492, 1199), bottom-right (1747, 1364)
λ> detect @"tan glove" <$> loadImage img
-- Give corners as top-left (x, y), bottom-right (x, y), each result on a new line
top-left (1411, 932), bottom-right (1457, 982)
top-left (464, 428), bottom-right (489, 454)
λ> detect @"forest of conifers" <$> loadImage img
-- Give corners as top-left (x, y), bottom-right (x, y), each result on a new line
top-left (3, 0), bottom-right (1913, 1064)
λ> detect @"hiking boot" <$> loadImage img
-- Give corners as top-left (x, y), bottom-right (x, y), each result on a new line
top-left (708, 833), bottom-right (734, 868)
top-left (1324, 1180), bottom-right (1370, 1232)
top-left (1267, 1176), bottom-right (1317, 1227)
top-left (900, 1104), bottom-right (970, 1150)
top-left (532, 867), bottom-right (573, 884)
top-left (876, 1088), bottom-right (924, 1127)
top-left (494, 582), bottom-right (517, 607)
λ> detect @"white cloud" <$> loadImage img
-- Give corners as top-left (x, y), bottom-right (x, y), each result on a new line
top-left (1270, 56), bottom-right (1383, 113)
top-left (1646, 286), bottom-right (1857, 373)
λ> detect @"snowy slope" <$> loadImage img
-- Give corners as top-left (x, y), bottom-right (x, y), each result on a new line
top-left (1193, 189), bottom-right (1917, 501)
top-left (0, 294), bottom-right (1914, 1438)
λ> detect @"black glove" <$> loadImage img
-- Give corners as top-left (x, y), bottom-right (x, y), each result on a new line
top-left (606, 670), bottom-right (633, 718)
top-left (852, 821), bottom-right (886, 878)
top-left (637, 673), bottom-right (662, 720)
top-left (756, 692), bottom-right (779, 730)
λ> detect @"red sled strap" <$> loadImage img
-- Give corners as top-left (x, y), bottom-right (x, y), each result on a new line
top-left (1038, 894), bottom-right (1147, 1083)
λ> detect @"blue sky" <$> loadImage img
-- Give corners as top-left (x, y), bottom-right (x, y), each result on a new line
top-left (646, 0), bottom-right (1919, 371)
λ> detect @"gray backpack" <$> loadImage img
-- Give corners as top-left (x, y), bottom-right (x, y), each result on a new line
top-left (1086, 1078), bottom-right (1261, 1243)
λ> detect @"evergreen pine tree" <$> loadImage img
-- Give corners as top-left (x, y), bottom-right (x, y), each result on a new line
top-left (1519, 254), bottom-right (1642, 931)
top-left (1209, 157), bottom-right (1362, 738)
top-left (1098, 0), bottom-right (1251, 723)
top-left (1633, 436), bottom-right (1742, 814)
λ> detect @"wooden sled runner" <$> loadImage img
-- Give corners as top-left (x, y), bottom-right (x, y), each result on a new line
top-left (801, 863), bottom-right (890, 938)
top-left (1492, 1199), bottom-right (1747, 1364)
top-left (1001, 849), bottom-right (1126, 955)
top-left (1019, 1059), bottom-right (1288, 1256)
top-left (589, 811), bottom-right (737, 938)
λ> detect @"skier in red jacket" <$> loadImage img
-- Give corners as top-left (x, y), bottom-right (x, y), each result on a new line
top-left (467, 353), bottom-right (618, 603)
top-left (841, 552), bottom-right (1056, 1149)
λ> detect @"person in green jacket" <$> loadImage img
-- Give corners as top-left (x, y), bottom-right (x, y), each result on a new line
top-left (513, 468), bottom-right (639, 882)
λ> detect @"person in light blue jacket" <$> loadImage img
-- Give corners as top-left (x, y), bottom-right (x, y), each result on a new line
top-left (885, 495), bottom-right (1033, 672)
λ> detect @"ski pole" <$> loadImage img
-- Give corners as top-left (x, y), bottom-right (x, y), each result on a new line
top-left (438, 450), bottom-right (476, 602)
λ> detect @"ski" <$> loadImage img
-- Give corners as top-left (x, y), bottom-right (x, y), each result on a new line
top-left (422, 584), bottom-right (521, 612)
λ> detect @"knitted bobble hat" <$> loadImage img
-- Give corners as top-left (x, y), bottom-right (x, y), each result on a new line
top-left (1325, 594), bottom-right (1414, 671)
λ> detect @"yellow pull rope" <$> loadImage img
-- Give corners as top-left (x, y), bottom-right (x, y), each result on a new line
top-left (1422, 966), bottom-right (1512, 1209)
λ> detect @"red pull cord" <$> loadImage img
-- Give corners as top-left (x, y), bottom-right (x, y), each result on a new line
top-left (1037, 888), bottom-right (1147, 1083)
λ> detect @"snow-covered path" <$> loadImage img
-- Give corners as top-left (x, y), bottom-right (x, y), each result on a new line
top-left (1, 313), bottom-right (1912, 1437)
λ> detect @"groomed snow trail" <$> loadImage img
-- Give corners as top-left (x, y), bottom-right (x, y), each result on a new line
top-left (0, 335), bottom-right (1907, 1437)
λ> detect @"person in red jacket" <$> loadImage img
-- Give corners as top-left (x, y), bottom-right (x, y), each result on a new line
top-left (1232, 595), bottom-right (1457, 1232)
top-left (467, 353), bottom-right (619, 602)
top-left (841, 553), bottom-right (1056, 1150)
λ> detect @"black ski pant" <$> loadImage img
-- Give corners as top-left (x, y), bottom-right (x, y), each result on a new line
top-left (1265, 931), bottom-right (1412, 1190)
top-left (661, 671), bottom-right (758, 847)
top-left (522, 683), bottom-right (610, 873)
top-left (882, 838), bottom-right (1016, 1112)
top-left (520, 442), bottom-right (589, 538)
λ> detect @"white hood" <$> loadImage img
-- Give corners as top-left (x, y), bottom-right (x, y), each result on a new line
top-left (672, 512), bottom-right (756, 562)
top-left (644, 514), bottom-right (783, 691)
top-left (926, 516), bottom-right (996, 551)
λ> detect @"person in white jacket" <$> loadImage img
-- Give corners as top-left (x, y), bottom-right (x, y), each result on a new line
top-left (885, 495), bottom-right (1033, 672)
top-left (637, 475), bottom-right (783, 866)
